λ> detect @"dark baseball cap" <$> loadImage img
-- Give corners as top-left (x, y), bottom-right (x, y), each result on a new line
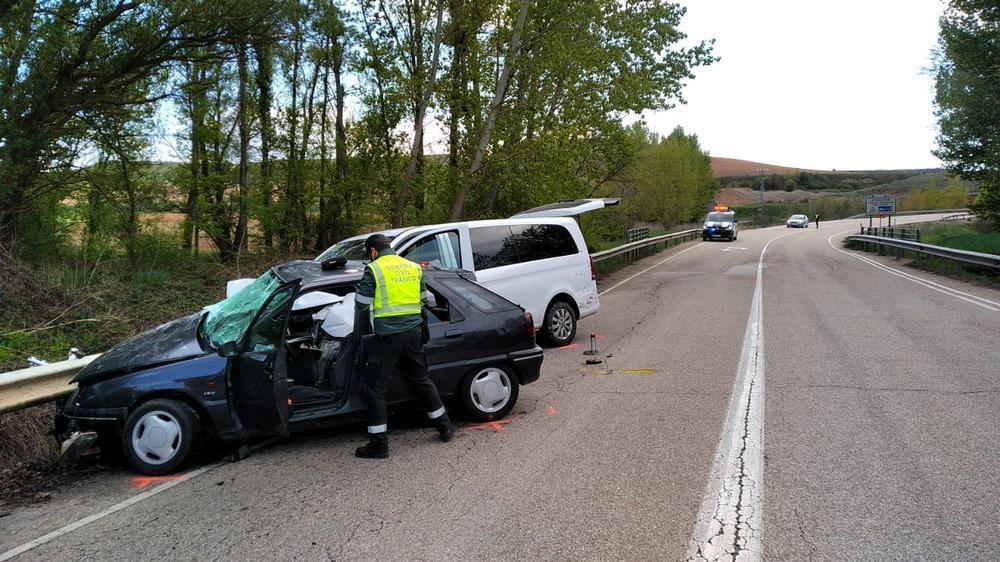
top-left (364, 233), bottom-right (391, 252)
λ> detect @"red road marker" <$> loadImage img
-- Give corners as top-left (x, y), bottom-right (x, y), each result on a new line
top-left (468, 420), bottom-right (512, 432)
top-left (547, 406), bottom-right (557, 417)
top-left (129, 475), bottom-right (184, 490)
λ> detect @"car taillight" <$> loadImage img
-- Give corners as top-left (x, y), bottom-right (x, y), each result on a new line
top-left (524, 312), bottom-right (535, 338)
top-left (589, 256), bottom-right (596, 281)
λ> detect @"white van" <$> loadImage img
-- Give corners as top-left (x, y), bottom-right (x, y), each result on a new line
top-left (315, 199), bottom-right (618, 346)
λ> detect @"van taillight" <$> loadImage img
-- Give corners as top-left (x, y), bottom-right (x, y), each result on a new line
top-left (589, 256), bottom-right (596, 281)
top-left (524, 312), bottom-right (535, 338)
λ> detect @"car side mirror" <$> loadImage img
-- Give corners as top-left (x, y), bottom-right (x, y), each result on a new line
top-left (218, 341), bottom-right (239, 357)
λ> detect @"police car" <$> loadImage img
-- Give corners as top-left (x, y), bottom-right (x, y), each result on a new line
top-left (702, 207), bottom-right (739, 241)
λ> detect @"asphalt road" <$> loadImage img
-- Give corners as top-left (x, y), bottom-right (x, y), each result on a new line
top-left (2, 214), bottom-right (997, 561)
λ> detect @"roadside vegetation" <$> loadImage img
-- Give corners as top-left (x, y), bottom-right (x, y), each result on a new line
top-left (932, 1), bottom-right (1000, 230)
top-left (731, 197), bottom-right (865, 227)
top-left (846, 219), bottom-right (1000, 287)
top-left (919, 220), bottom-right (1000, 256)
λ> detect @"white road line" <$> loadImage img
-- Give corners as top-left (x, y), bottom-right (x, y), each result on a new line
top-left (0, 462), bottom-right (224, 561)
top-left (687, 232), bottom-right (791, 562)
top-left (599, 243), bottom-right (703, 296)
top-left (827, 229), bottom-right (1000, 312)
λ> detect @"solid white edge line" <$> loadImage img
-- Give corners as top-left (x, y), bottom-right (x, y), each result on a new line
top-left (0, 462), bottom-right (224, 561)
top-left (599, 243), bottom-right (704, 296)
top-left (687, 231), bottom-right (793, 561)
top-left (826, 229), bottom-right (1000, 312)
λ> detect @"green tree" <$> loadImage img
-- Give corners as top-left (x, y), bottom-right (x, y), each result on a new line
top-left (932, 0), bottom-right (1000, 227)
top-left (0, 1), bottom-right (270, 248)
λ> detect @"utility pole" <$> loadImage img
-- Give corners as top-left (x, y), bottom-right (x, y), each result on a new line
top-left (756, 167), bottom-right (768, 225)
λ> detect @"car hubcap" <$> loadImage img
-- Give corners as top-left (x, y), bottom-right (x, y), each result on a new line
top-left (131, 410), bottom-right (182, 465)
top-left (469, 368), bottom-right (512, 413)
top-left (550, 307), bottom-right (573, 341)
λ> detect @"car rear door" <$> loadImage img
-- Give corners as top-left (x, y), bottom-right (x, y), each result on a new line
top-left (510, 198), bottom-right (620, 218)
top-left (230, 279), bottom-right (300, 437)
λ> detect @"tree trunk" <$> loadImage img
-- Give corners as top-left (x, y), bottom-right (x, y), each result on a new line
top-left (449, 0), bottom-right (531, 221)
top-left (394, 0), bottom-right (445, 228)
top-left (284, 29), bottom-right (301, 250)
top-left (333, 45), bottom-right (348, 240)
top-left (253, 35), bottom-right (274, 249)
top-left (317, 43), bottom-right (331, 251)
top-left (236, 41), bottom-right (250, 254)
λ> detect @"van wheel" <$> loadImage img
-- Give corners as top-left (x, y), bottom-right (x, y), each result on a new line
top-left (544, 300), bottom-right (577, 346)
top-left (460, 365), bottom-right (520, 422)
top-left (122, 399), bottom-right (199, 475)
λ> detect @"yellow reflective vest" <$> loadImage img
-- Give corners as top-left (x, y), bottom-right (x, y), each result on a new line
top-left (367, 254), bottom-right (423, 319)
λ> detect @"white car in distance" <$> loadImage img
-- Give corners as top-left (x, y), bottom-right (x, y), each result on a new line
top-left (786, 214), bottom-right (810, 228)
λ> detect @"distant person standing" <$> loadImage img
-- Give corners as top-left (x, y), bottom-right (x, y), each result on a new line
top-left (813, 213), bottom-right (820, 229)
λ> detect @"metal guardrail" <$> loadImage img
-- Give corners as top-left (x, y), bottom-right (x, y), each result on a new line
top-left (591, 229), bottom-right (701, 263)
top-left (0, 354), bottom-right (98, 414)
top-left (2, 230), bottom-right (705, 415)
top-left (859, 226), bottom-right (921, 242)
top-left (846, 235), bottom-right (1000, 269)
top-left (941, 212), bottom-right (973, 222)
top-left (845, 208), bottom-right (969, 220)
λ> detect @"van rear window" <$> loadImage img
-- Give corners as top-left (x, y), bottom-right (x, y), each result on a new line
top-left (511, 224), bottom-right (578, 261)
top-left (470, 224), bottom-right (578, 270)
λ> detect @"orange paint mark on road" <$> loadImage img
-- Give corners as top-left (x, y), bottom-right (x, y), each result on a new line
top-left (547, 406), bottom-right (557, 417)
top-left (556, 343), bottom-right (579, 350)
top-left (468, 420), bottom-right (512, 432)
top-left (129, 475), bottom-right (184, 490)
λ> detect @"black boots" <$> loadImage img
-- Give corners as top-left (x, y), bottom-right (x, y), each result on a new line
top-left (355, 416), bottom-right (453, 458)
top-left (434, 414), bottom-right (454, 443)
top-left (355, 432), bottom-right (388, 459)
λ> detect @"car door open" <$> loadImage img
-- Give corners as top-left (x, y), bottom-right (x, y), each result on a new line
top-left (230, 279), bottom-right (301, 438)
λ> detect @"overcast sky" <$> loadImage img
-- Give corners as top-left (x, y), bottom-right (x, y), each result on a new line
top-left (641, 0), bottom-right (945, 171)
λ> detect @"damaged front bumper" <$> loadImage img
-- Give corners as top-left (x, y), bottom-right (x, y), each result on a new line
top-left (60, 431), bottom-right (99, 464)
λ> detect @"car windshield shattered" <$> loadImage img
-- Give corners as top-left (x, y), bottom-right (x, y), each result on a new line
top-left (201, 270), bottom-right (281, 347)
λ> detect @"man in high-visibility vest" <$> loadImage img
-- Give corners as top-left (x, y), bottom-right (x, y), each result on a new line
top-left (353, 234), bottom-right (453, 458)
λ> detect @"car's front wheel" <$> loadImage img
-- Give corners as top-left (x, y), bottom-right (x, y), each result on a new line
top-left (122, 399), bottom-right (200, 475)
top-left (460, 365), bottom-right (520, 422)
top-left (544, 300), bottom-right (577, 346)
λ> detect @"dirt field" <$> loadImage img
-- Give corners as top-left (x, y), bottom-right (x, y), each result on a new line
top-left (711, 157), bottom-right (826, 178)
top-left (713, 187), bottom-right (832, 207)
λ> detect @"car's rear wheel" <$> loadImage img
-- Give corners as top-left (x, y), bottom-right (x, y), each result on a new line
top-left (460, 365), bottom-right (520, 422)
top-left (122, 399), bottom-right (199, 475)
top-left (544, 300), bottom-right (577, 346)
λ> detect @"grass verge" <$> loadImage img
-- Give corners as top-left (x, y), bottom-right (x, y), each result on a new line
top-left (847, 219), bottom-right (1000, 289)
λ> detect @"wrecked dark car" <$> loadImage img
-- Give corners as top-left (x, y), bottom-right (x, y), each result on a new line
top-left (56, 260), bottom-right (543, 475)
